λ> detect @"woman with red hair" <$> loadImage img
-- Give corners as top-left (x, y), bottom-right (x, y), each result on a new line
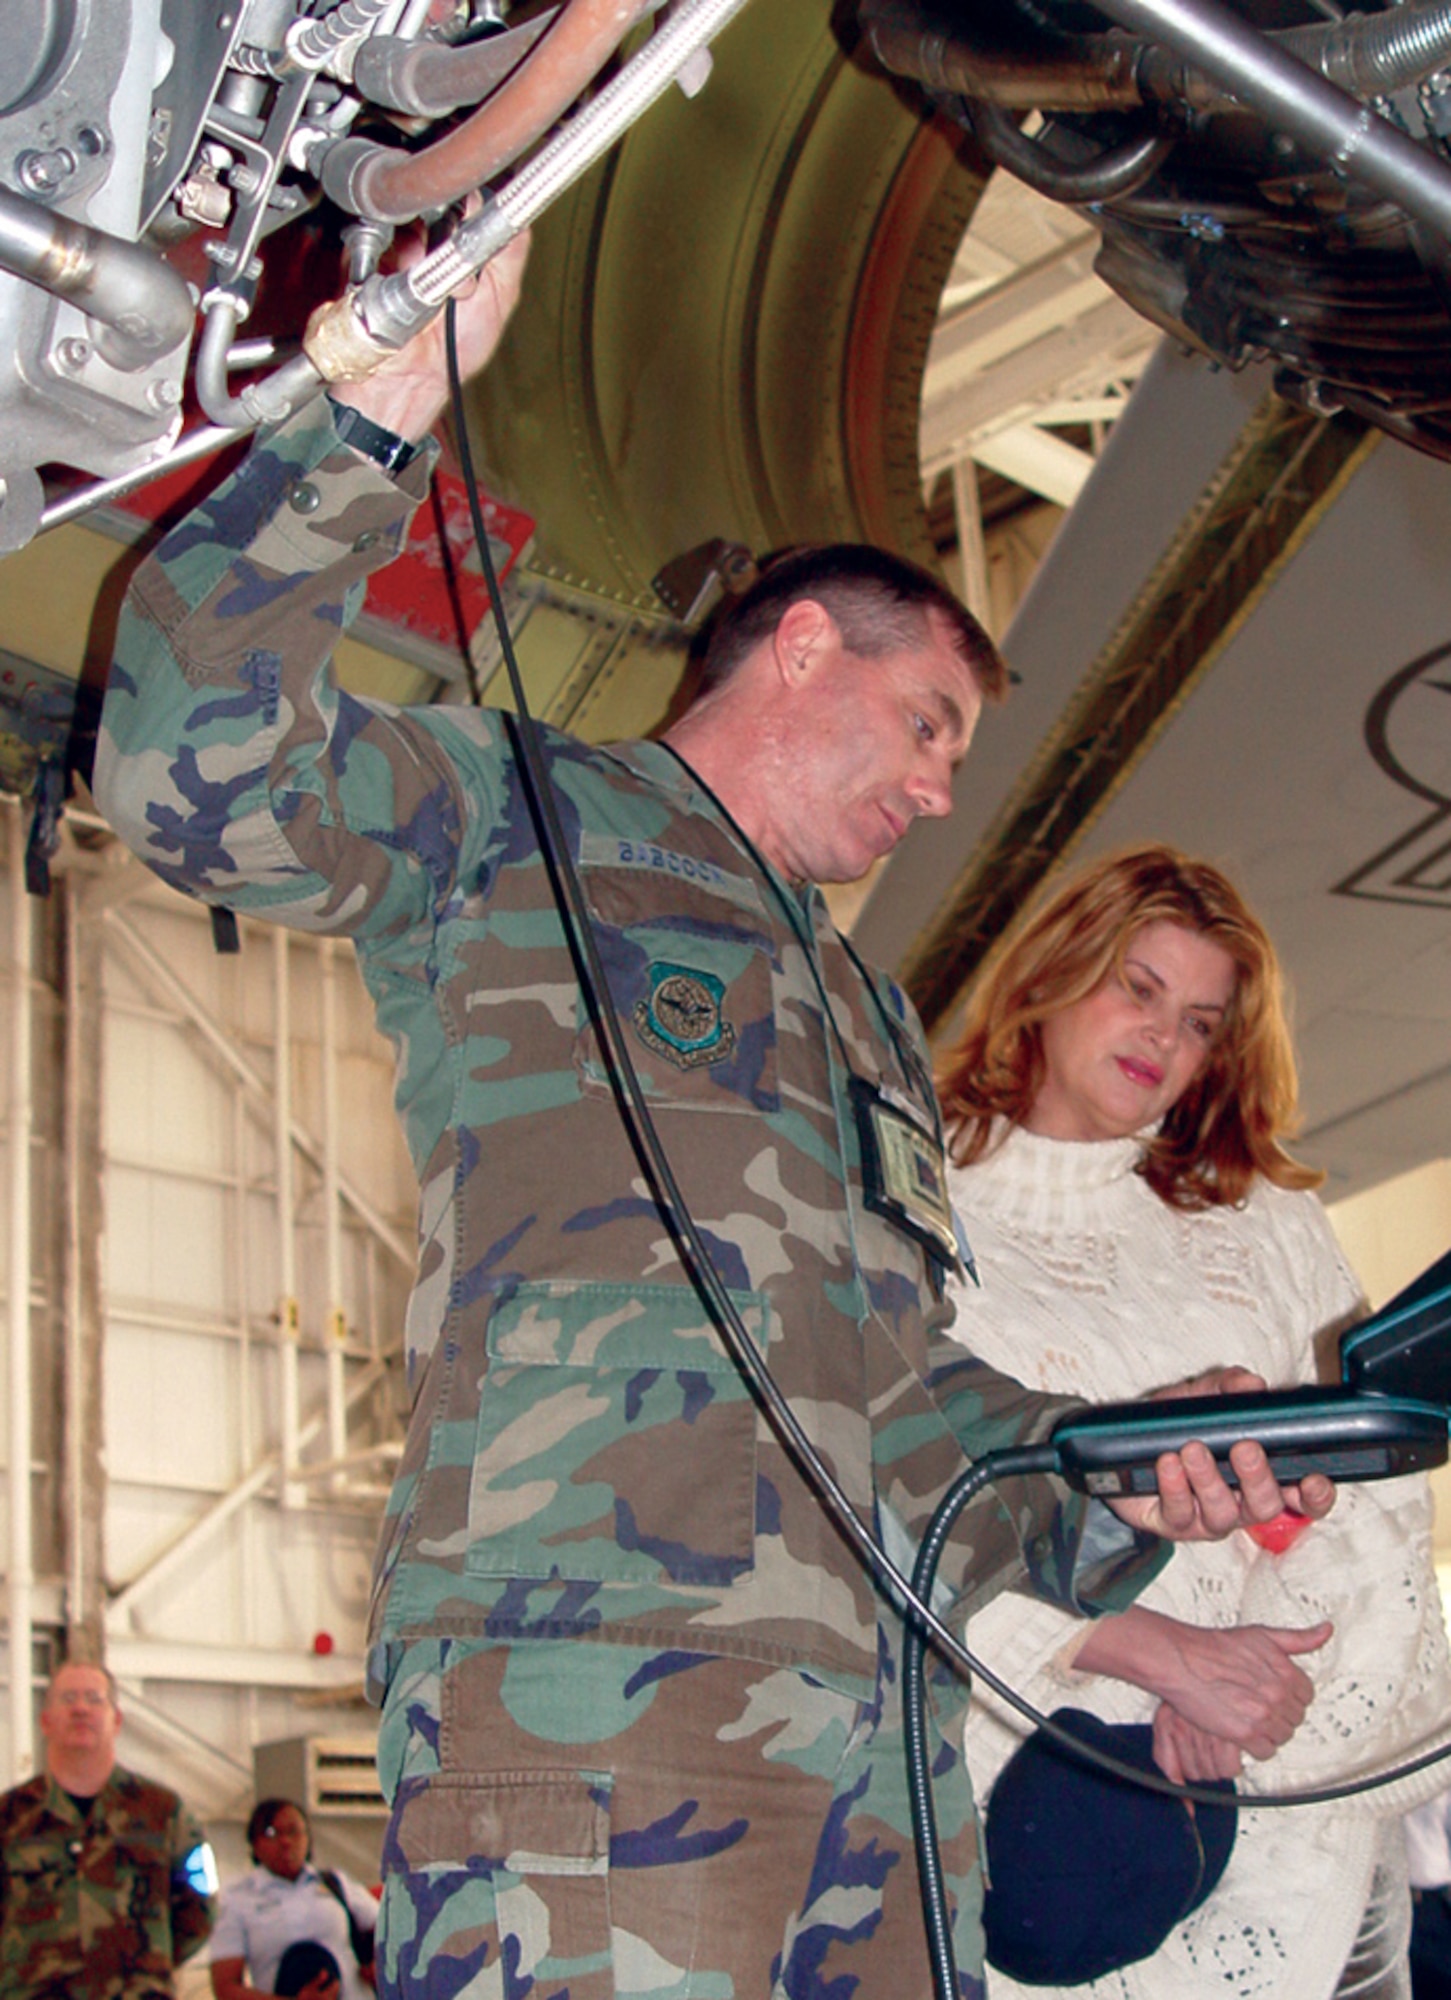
top-left (940, 843), bottom-right (1451, 2000)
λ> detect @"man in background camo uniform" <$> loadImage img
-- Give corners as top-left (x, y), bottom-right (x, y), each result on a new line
top-left (95, 236), bottom-right (1330, 1998)
top-left (0, 1661), bottom-right (214, 1997)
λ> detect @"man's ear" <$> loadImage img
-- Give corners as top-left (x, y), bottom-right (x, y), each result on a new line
top-left (770, 598), bottom-right (838, 688)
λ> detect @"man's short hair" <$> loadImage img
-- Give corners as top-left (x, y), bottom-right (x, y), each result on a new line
top-left (46, 1660), bottom-right (119, 1709)
top-left (696, 544), bottom-right (1008, 702)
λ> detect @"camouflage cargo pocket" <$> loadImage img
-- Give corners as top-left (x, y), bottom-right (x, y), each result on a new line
top-left (464, 1280), bottom-right (767, 1589)
top-left (382, 1766), bottom-right (612, 1997)
top-left (574, 857), bottom-right (780, 1115)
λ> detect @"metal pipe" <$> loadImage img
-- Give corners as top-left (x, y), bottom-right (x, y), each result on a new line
top-left (194, 298), bottom-right (323, 432)
top-left (63, 882), bottom-right (83, 1644)
top-left (1090, 0), bottom-right (1451, 241)
top-left (38, 338), bottom-right (287, 532)
top-left (1278, 0), bottom-right (1451, 98)
top-left (866, 0), bottom-right (1451, 122)
top-left (863, 3), bottom-right (1146, 112)
top-left (40, 422), bottom-right (244, 534)
top-left (285, 0), bottom-right (395, 71)
top-left (320, 0), bottom-right (659, 224)
top-left (233, 1086), bottom-right (257, 1646)
top-left (0, 187), bottom-right (193, 372)
top-left (274, 930), bottom-right (301, 1508)
top-left (320, 940), bottom-right (347, 1479)
top-left (7, 810), bottom-right (33, 1782)
top-left (963, 99), bottom-right (1174, 202)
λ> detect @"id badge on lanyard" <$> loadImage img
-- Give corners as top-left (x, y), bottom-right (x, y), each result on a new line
top-left (849, 1074), bottom-right (962, 1279)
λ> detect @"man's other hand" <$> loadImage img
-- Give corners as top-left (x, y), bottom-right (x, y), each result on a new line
top-left (1107, 1365), bottom-right (1336, 1541)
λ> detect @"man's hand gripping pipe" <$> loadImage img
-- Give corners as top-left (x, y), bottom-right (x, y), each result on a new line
top-left (294, 0), bottom-right (755, 400)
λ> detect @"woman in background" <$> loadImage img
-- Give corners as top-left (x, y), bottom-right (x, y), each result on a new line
top-left (209, 1798), bottom-right (376, 2000)
top-left (940, 844), bottom-right (1451, 2000)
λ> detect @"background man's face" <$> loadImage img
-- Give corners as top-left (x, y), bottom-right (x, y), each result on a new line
top-left (40, 1664), bottom-right (121, 1766)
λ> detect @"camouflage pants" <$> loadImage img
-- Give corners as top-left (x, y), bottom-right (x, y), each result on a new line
top-left (373, 1632), bottom-right (985, 1999)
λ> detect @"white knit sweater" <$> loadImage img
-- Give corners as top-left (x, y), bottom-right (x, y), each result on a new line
top-left (947, 1125), bottom-right (1451, 2000)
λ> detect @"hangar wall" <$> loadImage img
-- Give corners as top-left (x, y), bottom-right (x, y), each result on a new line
top-left (0, 799), bottom-right (412, 1881)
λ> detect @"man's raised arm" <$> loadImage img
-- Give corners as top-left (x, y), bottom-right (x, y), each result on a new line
top-left (93, 238), bottom-right (531, 930)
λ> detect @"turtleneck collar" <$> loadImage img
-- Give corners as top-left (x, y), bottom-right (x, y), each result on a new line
top-left (949, 1119), bottom-right (1152, 1221)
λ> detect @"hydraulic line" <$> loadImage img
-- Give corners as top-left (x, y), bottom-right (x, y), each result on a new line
top-left (199, 0), bottom-right (749, 427)
top-left (319, 0), bottom-right (659, 223)
top-left (194, 296), bottom-right (326, 429)
top-left (309, 0), bottom-right (753, 366)
top-left (286, 0), bottom-right (395, 70)
top-left (351, 12), bottom-right (558, 116)
top-left (1276, 0), bottom-right (1451, 99)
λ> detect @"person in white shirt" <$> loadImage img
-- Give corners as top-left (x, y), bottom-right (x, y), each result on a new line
top-left (209, 1798), bottom-right (377, 2000)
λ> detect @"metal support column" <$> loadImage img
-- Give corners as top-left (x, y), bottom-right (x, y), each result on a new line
top-left (274, 929), bottom-right (301, 1509)
top-left (7, 810), bottom-right (33, 1779)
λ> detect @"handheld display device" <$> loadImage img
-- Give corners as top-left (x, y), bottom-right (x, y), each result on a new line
top-left (1052, 1384), bottom-right (1448, 1495)
top-left (1050, 1245), bottom-right (1451, 1494)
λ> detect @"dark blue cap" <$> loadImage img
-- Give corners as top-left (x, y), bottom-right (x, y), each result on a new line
top-left (983, 1707), bottom-right (1237, 1985)
top-left (274, 1940), bottom-right (343, 1996)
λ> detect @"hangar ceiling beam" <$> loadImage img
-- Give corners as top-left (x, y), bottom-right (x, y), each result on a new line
top-left (902, 395), bottom-right (1379, 1033)
top-left (971, 424), bottom-right (1097, 507)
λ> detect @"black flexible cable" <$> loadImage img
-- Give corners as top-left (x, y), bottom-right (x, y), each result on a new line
top-left (905, 1450), bottom-right (1053, 2000)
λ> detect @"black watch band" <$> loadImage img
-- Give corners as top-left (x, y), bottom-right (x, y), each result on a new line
top-left (326, 396), bottom-right (422, 476)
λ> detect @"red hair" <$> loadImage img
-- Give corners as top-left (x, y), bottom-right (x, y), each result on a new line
top-left (937, 845), bottom-right (1322, 1211)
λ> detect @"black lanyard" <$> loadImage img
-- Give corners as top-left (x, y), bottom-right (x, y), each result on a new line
top-left (658, 746), bottom-right (962, 1279)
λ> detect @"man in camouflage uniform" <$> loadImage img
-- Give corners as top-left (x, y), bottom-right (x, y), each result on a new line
top-left (0, 1661), bottom-right (214, 1997)
top-left (95, 238), bottom-right (1328, 1998)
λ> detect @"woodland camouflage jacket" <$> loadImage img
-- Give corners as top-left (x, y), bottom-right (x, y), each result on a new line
top-left (0, 1765), bottom-right (212, 1998)
top-left (95, 400), bottom-right (1162, 1700)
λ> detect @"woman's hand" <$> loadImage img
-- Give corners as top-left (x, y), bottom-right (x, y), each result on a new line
top-left (1152, 1703), bottom-right (1246, 1785)
top-left (1149, 1616), bottom-right (1332, 1758)
top-left (1076, 1605), bottom-right (1332, 1762)
top-left (210, 1955), bottom-right (340, 2000)
top-left (297, 1972), bottom-right (341, 2000)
